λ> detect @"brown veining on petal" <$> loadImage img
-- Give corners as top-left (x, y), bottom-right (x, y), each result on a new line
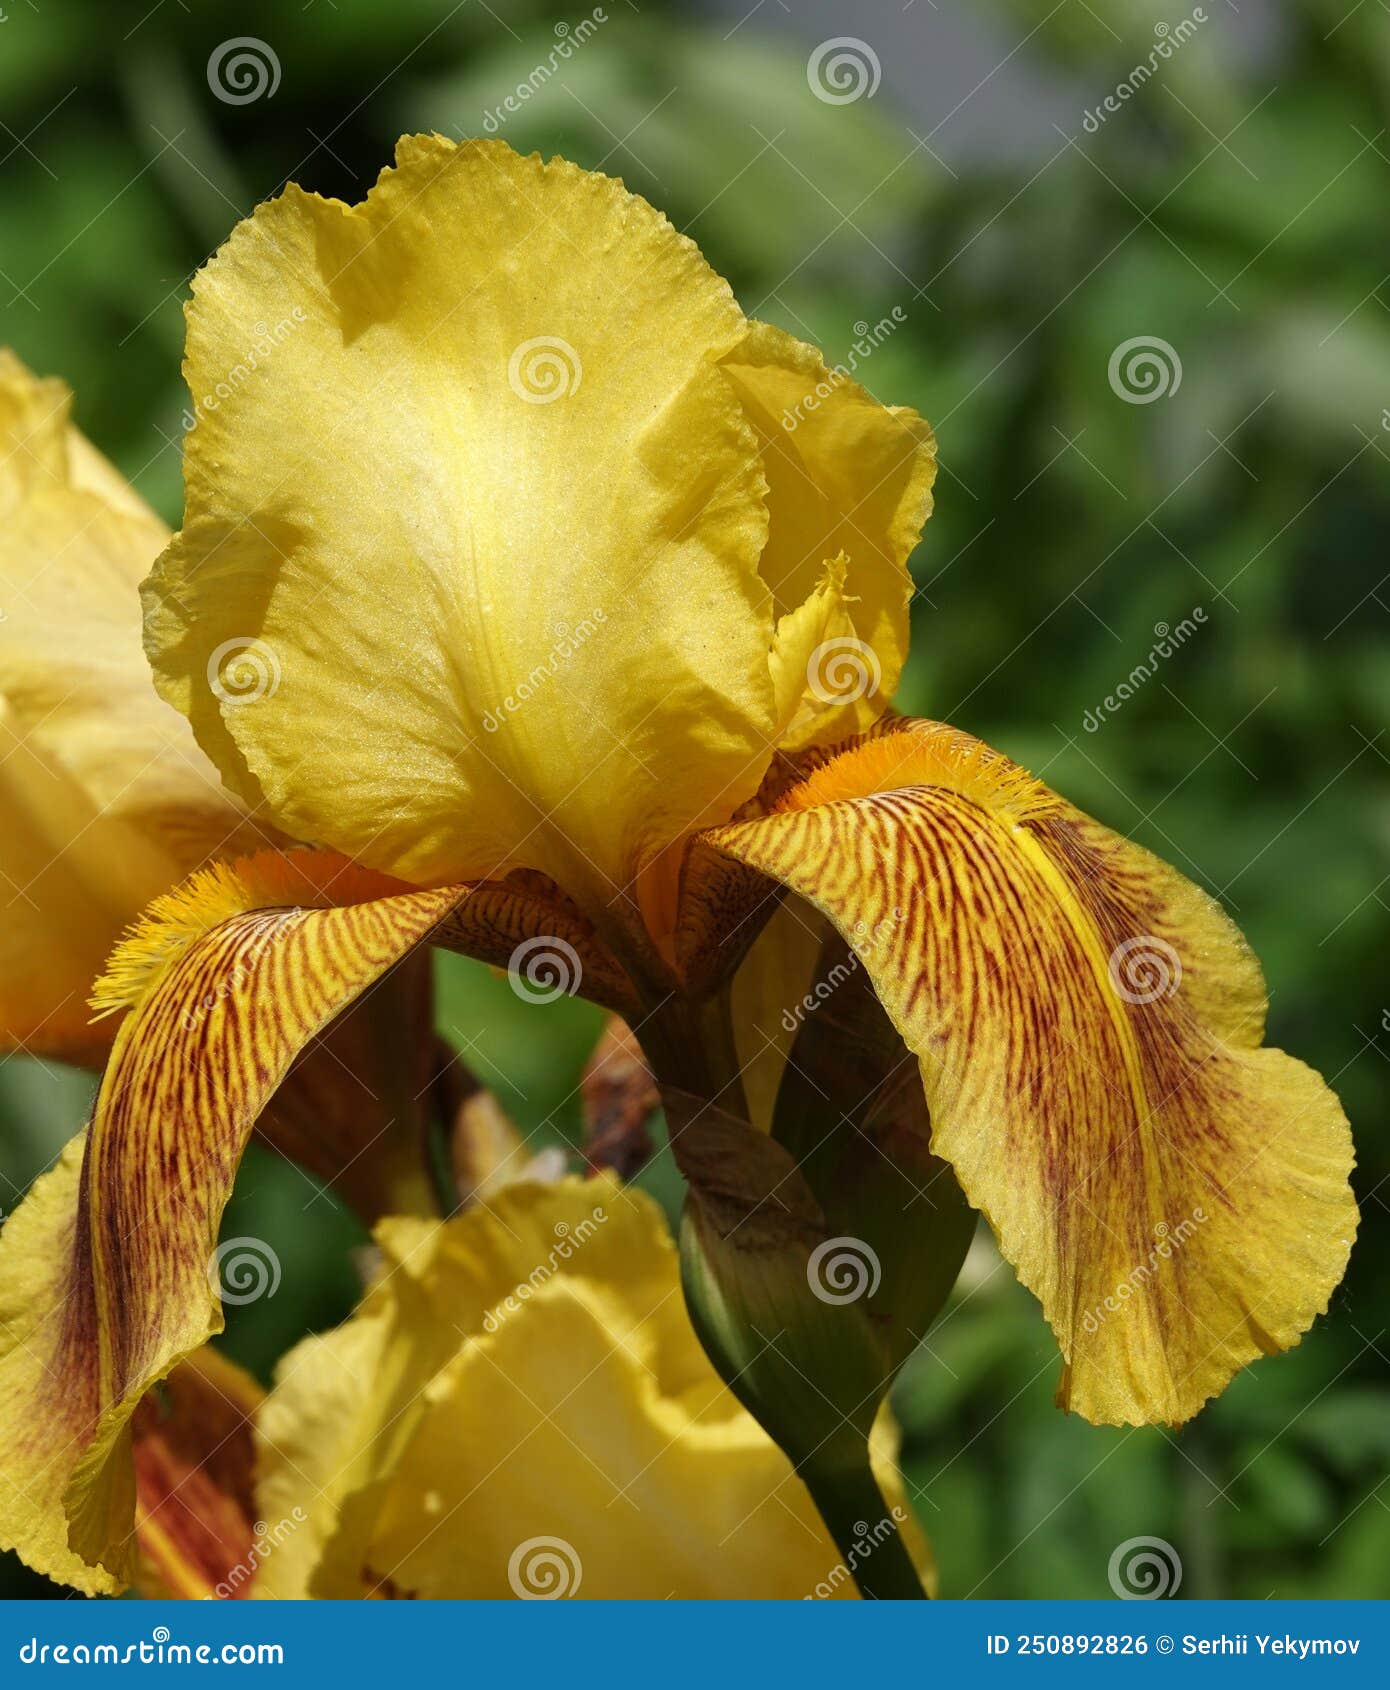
top-left (0, 851), bottom-right (463, 1593)
top-left (703, 719), bottom-right (1357, 1427)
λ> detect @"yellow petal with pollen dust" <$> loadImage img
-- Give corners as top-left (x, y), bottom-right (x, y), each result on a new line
top-left (0, 351), bottom-right (266, 1061)
top-left (704, 719), bottom-right (1357, 1427)
top-left (0, 850), bottom-right (462, 1592)
top-left (253, 1178), bottom-right (932, 1599)
top-left (144, 136), bottom-right (776, 912)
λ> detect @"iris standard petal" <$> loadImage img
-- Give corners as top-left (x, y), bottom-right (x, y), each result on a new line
top-left (143, 136), bottom-right (777, 908)
top-left (722, 320), bottom-right (935, 747)
top-left (705, 719), bottom-right (1356, 1426)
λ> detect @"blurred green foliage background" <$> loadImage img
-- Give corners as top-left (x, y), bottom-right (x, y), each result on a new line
top-left (1, 0), bottom-right (1386, 1600)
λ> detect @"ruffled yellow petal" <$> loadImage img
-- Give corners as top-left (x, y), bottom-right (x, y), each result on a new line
top-left (144, 136), bottom-right (776, 911)
top-left (0, 351), bottom-right (267, 1061)
top-left (721, 320), bottom-right (935, 746)
top-left (705, 719), bottom-right (1357, 1427)
top-left (254, 1178), bottom-right (694, 1598)
top-left (255, 1177), bottom-right (928, 1598)
top-left (249, 1305), bottom-right (394, 1600)
top-left (0, 850), bottom-right (462, 1592)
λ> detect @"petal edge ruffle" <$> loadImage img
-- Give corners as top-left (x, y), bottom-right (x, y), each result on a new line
top-left (705, 719), bottom-right (1357, 1426)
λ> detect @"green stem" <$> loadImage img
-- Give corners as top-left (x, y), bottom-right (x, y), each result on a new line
top-left (642, 989), bottom-right (748, 1121)
top-left (658, 1011), bottom-right (925, 1601)
top-left (425, 1101), bottom-right (460, 1217)
top-left (807, 1457), bottom-right (929, 1601)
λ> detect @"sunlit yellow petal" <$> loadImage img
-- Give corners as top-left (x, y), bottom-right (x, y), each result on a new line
top-left (0, 1136), bottom-right (106, 1592)
top-left (0, 851), bottom-right (462, 1591)
top-left (254, 1178), bottom-right (678, 1600)
top-left (144, 136), bottom-right (776, 911)
top-left (722, 320), bottom-right (934, 744)
top-left (0, 351), bottom-right (267, 1060)
top-left (705, 719), bottom-right (1357, 1427)
top-left (255, 1177), bottom-right (929, 1599)
top-left (0, 715), bottom-right (166, 1061)
top-left (251, 1309), bottom-right (393, 1600)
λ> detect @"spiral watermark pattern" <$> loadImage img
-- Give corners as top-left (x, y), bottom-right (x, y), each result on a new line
top-left (507, 1535), bottom-right (583, 1598)
top-left (1108, 335), bottom-right (1183, 404)
top-left (807, 1236), bottom-right (881, 1304)
top-left (807, 37), bottom-right (882, 104)
top-left (151, 1628), bottom-right (171, 1645)
top-left (208, 1237), bottom-right (282, 1306)
top-left (207, 636), bottom-right (281, 705)
top-left (806, 636), bottom-right (881, 706)
top-left (508, 935), bottom-right (583, 1004)
top-left (1108, 1535), bottom-right (1183, 1598)
top-left (508, 336), bottom-right (582, 404)
top-left (207, 38), bottom-right (281, 105)
top-left (1107, 935), bottom-right (1182, 1006)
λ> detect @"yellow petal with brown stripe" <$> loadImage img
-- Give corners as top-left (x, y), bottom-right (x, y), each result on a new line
top-left (131, 1346), bottom-right (264, 1600)
top-left (0, 850), bottom-right (462, 1592)
top-left (704, 719), bottom-right (1357, 1427)
top-left (255, 948), bottom-right (444, 1224)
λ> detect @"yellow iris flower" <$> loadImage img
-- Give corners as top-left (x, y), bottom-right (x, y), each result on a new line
top-left (257, 1174), bottom-right (929, 1601)
top-left (0, 134), bottom-right (1356, 1597)
top-left (118, 1175), bottom-right (932, 1601)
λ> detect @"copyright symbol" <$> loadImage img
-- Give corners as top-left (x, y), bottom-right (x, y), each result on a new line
top-left (1156, 1636), bottom-right (1175, 1655)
